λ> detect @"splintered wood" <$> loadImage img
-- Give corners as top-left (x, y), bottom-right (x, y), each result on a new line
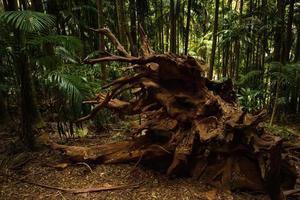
top-left (44, 27), bottom-right (297, 200)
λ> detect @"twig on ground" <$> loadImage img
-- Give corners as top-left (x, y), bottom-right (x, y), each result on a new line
top-left (1, 172), bottom-right (142, 194)
top-left (77, 162), bottom-right (94, 174)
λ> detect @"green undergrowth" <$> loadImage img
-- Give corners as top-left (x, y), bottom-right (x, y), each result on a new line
top-left (264, 123), bottom-right (298, 140)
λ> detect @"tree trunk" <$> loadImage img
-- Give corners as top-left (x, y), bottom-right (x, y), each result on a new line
top-left (208, 0), bottom-right (219, 80)
top-left (165, 15), bottom-right (170, 52)
top-left (234, 0), bottom-right (243, 80)
top-left (97, 0), bottom-right (107, 82)
top-left (136, 0), bottom-right (148, 31)
top-left (184, 0), bottom-right (192, 55)
top-left (17, 35), bottom-right (40, 148)
top-left (270, 0), bottom-right (286, 126)
top-left (0, 91), bottom-right (8, 123)
top-left (273, 0), bottom-right (285, 62)
top-left (31, 0), bottom-right (43, 11)
top-left (285, 0), bottom-right (295, 62)
top-left (291, 24), bottom-right (300, 113)
top-left (160, 0), bottom-right (164, 52)
top-left (170, 0), bottom-right (176, 53)
top-left (6, 0), bottom-right (42, 149)
top-left (295, 24), bottom-right (300, 62)
top-left (175, 0), bottom-right (181, 54)
top-left (115, 0), bottom-right (127, 49)
top-left (129, 0), bottom-right (138, 56)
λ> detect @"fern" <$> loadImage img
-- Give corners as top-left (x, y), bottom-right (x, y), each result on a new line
top-left (28, 34), bottom-right (83, 51)
top-left (0, 11), bottom-right (55, 32)
top-left (47, 71), bottom-right (91, 106)
top-left (55, 47), bottom-right (79, 64)
top-left (237, 70), bottom-right (263, 85)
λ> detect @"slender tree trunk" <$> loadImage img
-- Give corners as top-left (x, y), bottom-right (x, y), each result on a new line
top-left (136, 0), bottom-right (148, 31)
top-left (170, 0), bottom-right (176, 53)
top-left (184, 0), bottom-right (192, 55)
top-left (0, 91), bottom-right (8, 123)
top-left (175, 0), bottom-right (180, 54)
top-left (235, 0), bottom-right (243, 80)
top-left (17, 35), bottom-right (40, 148)
top-left (222, 0), bottom-right (228, 78)
top-left (292, 24), bottom-right (300, 113)
top-left (97, 0), bottom-right (107, 82)
top-left (115, 0), bottom-right (127, 49)
top-left (19, 0), bottom-right (27, 10)
top-left (285, 0), bottom-right (295, 62)
top-left (208, 0), bottom-right (220, 80)
top-left (129, 0), bottom-right (138, 56)
top-left (8, 0), bottom-right (42, 149)
top-left (273, 0), bottom-right (285, 63)
top-left (31, 0), bottom-right (43, 11)
top-left (283, 0), bottom-right (295, 113)
top-left (166, 15), bottom-right (170, 52)
top-left (153, 0), bottom-right (158, 51)
top-left (6, 0), bottom-right (42, 149)
top-left (270, 0), bottom-right (286, 126)
top-left (296, 25), bottom-right (300, 62)
top-left (160, 0), bottom-right (164, 52)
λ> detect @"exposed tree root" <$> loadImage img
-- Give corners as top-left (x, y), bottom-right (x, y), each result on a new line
top-left (43, 27), bottom-right (297, 200)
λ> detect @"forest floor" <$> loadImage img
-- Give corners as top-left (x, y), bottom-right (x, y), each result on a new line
top-left (0, 121), bottom-right (300, 200)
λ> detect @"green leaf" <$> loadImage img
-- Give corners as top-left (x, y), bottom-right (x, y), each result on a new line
top-left (0, 11), bottom-right (55, 32)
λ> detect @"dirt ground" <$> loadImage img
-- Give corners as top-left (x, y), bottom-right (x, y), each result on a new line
top-left (0, 122), bottom-right (300, 200)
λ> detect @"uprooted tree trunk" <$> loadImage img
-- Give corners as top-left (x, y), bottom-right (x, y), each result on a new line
top-left (42, 27), bottom-right (297, 200)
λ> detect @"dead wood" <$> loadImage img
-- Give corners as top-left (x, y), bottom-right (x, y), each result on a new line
top-left (25, 181), bottom-right (141, 194)
top-left (45, 27), bottom-right (297, 200)
top-left (1, 172), bottom-right (141, 194)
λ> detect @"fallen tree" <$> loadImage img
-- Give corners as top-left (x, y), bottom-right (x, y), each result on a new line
top-left (42, 27), bottom-right (297, 200)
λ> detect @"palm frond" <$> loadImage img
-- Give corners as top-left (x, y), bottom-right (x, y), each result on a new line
top-left (237, 70), bottom-right (263, 85)
top-left (55, 47), bottom-right (79, 64)
top-left (28, 34), bottom-right (83, 51)
top-left (47, 71), bottom-right (91, 106)
top-left (0, 11), bottom-right (55, 32)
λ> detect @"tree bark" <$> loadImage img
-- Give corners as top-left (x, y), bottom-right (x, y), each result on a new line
top-left (184, 0), bottom-right (192, 55)
top-left (295, 24), bottom-right (300, 62)
top-left (285, 0), bottom-right (295, 62)
top-left (293, 24), bottom-right (300, 113)
top-left (175, 0), bottom-right (180, 54)
top-left (5, 0), bottom-right (42, 149)
top-left (273, 0), bottom-right (285, 62)
top-left (136, 0), bottom-right (148, 31)
top-left (160, 0), bottom-right (164, 52)
top-left (208, 0), bottom-right (220, 80)
top-left (129, 0), bottom-right (138, 56)
top-left (170, 0), bottom-right (176, 53)
top-left (270, 0), bottom-right (286, 126)
top-left (31, 0), bottom-right (43, 11)
top-left (234, 0), bottom-right (243, 80)
top-left (115, 0), bottom-right (128, 49)
top-left (97, 0), bottom-right (107, 82)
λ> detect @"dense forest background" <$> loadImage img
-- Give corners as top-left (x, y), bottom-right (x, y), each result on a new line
top-left (0, 0), bottom-right (299, 148)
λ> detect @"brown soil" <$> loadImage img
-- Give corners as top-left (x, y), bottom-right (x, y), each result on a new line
top-left (1, 123), bottom-right (299, 200)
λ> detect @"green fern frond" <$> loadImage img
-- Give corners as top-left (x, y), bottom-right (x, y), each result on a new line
top-left (47, 71), bottom-right (91, 106)
top-left (0, 11), bottom-right (55, 32)
top-left (55, 47), bottom-right (79, 64)
top-left (28, 34), bottom-right (82, 51)
top-left (34, 55), bottom-right (61, 68)
top-left (237, 70), bottom-right (263, 85)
